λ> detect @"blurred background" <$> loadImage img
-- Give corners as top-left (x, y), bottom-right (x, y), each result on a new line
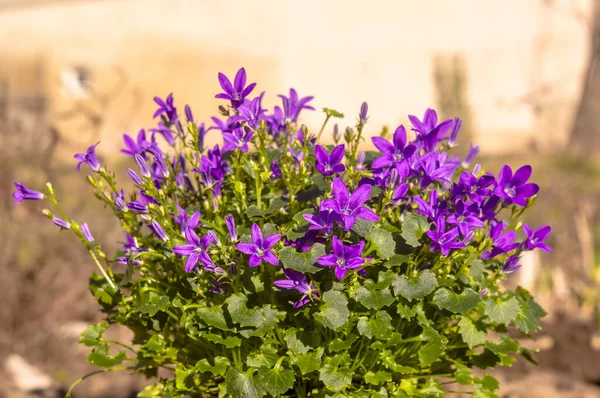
top-left (1, 0), bottom-right (600, 397)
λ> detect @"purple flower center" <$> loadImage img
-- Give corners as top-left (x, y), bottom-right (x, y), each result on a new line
top-left (232, 92), bottom-right (242, 101)
top-left (256, 248), bottom-right (265, 256)
top-left (504, 185), bottom-right (516, 198)
top-left (393, 151), bottom-right (403, 162)
top-left (336, 258), bottom-right (346, 268)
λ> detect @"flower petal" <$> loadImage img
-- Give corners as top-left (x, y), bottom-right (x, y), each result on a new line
top-left (184, 253), bottom-right (199, 272)
top-left (354, 206), bottom-right (380, 222)
top-left (392, 125), bottom-right (407, 149)
top-left (314, 145), bottom-right (329, 164)
top-left (262, 250), bottom-right (279, 266)
top-left (348, 184), bottom-right (372, 210)
top-left (372, 136), bottom-right (395, 155)
top-left (512, 165), bottom-right (532, 186)
top-left (274, 280), bottom-right (296, 290)
top-left (236, 242), bottom-right (256, 254)
top-left (251, 223), bottom-right (263, 247)
top-left (234, 67), bottom-right (247, 92)
top-left (331, 178), bottom-right (349, 208)
top-left (249, 254), bottom-right (262, 267)
top-left (218, 72), bottom-right (234, 94)
top-left (173, 244), bottom-right (195, 256)
top-left (329, 144), bottom-right (346, 165)
top-left (263, 234), bottom-right (281, 249)
top-left (334, 266), bottom-right (347, 280)
top-left (317, 254), bottom-right (338, 267)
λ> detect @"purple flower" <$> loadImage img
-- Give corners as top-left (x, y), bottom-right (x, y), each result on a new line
top-left (150, 220), bottom-right (168, 242)
top-left (494, 165), bottom-right (539, 206)
top-left (12, 183), bottom-right (44, 204)
top-left (522, 224), bottom-right (552, 252)
top-left (278, 88), bottom-right (314, 123)
top-left (215, 67), bottom-right (256, 108)
top-left (150, 122), bottom-right (176, 146)
top-left (426, 216), bottom-right (465, 257)
top-left (184, 104), bottom-right (194, 123)
top-left (453, 171), bottom-right (495, 203)
top-left (481, 221), bottom-right (519, 260)
top-left (446, 199), bottom-right (485, 237)
top-left (74, 142), bottom-right (101, 172)
top-left (174, 210), bottom-right (201, 234)
top-left (409, 108), bottom-right (453, 151)
top-left (225, 215), bottom-right (237, 241)
top-left (173, 228), bottom-right (215, 273)
top-left (135, 154), bottom-right (151, 178)
top-left (303, 209), bottom-right (338, 234)
top-left (417, 151), bottom-right (454, 188)
top-left (236, 224), bottom-right (281, 267)
top-left (371, 125), bottom-right (416, 169)
top-left (52, 217), bottom-right (71, 229)
top-left (235, 93), bottom-right (266, 128)
top-left (414, 190), bottom-right (447, 221)
top-left (222, 126), bottom-right (253, 153)
top-left (81, 223), bottom-right (94, 242)
top-left (461, 144), bottom-right (480, 168)
top-left (273, 269), bottom-right (319, 308)
top-left (153, 93), bottom-right (178, 124)
top-left (502, 255), bottom-right (521, 274)
top-left (127, 199), bottom-right (148, 213)
top-left (270, 160), bottom-right (282, 180)
top-left (112, 190), bottom-right (127, 212)
top-left (359, 102), bottom-right (368, 124)
top-left (447, 118), bottom-right (462, 147)
top-left (317, 236), bottom-right (367, 280)
top-left (315, 144), bottom-right (346, 176)
top-left (121, 129), bottom-right (151, 157)
top-left (321, 178), bottom-right (380, 230)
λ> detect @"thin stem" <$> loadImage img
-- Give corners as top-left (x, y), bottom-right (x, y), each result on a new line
top-left (89, 250), bottom-right (116, 290)
top-left (316, 115), bottom-right (332, 142)
top-left (66, 366), bottom-right (132, 397)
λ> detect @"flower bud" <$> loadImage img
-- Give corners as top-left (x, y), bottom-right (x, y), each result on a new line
top-left (359, 101), bottom-right (368, 124)
top-left (45, 182), bottom-right (55, 196)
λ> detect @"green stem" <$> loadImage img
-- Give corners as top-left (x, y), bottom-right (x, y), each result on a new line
top-left (89, 250), bottom-right (116, 290)
top-left (66, 366), bottom-right (132, 397)
top-left (316, 115), bottom-right (332, 142)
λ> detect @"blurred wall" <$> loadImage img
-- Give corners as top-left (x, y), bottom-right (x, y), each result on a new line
top-left (0, 0), bottom-right (592, 157)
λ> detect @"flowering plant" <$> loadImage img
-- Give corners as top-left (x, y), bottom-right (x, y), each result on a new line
top-left (14, 68), bottom-right (550, 397)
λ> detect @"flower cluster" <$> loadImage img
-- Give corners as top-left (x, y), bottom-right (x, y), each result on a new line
top-left (13, 67), bottom-right (550, 397)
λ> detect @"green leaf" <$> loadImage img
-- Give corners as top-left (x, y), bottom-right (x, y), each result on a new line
top-left (137, 383), bottom-right (164, 397)
top-left (454, 364), bottom-right (474, 386)
top-left (196, 356), bottom-right (230, 376)
top-left (292, 347), bottom-right (324, 375)
top-left (226, 294), bottom-right (263, 328)
top-left (328, 334), bottom-right (357, 352)
top-left (384, 254), bottom-right (410, 268)
top-left (247, 196), bottom-right (288, 218)
top-left (323, 107), bottom-right (344, 118)
top-left (138, 294), bottom-right (170, 317)
top-left (357, 311), bottom-right (393, 340)
top-left (79, 322), bottom-right (107, 347)
top-left (418, 341), bottom-right (443, 367)
top-left (202, 333), bottom-right (242, 348)
top-left (225, 367), bottom-right (262, 398)
top-left (400, 213), bottom-right (430, 247)
top-left (320, 356), bottom-right (353, 391)
top-left (256, 367), bottom-right (295, 397)
top-left (458, 316), bottom-right (487, 349)
top-left (87, 342), bottom-right (126, 368)
top-left (432, 288), bottom-right (480, 314)
top-left (284, 328), bottom-right (310, 354)
top-left (314, 290), bottom-right (349, 331)
top-left (175, 365), bottom-right (196, 391)
top-left (197, 306), bottom-right (229, 330)
top-left (367, 227), bottom-right (396, 260)
top-left (352, 218), bottom-right (375, 238)
top-left (355, 281), bottom-right (394, 310)
top-left (478, 374), bottom-right (500, 391)
top-left (143, 334), bottom-right (164, 352)
top-left (485, 336), bottom-right (519, 355)
top-left (392, 271), bottom-right (438, 302)
top-left (379, 349), bottom-right (417, 374)
top-left (513, 288), bottom-right (546, 333)
top-left (278, 243), bottom-right (326, 274)
top-left (470, 259), bottom-right (485, 282)
top-left (247, 345), bottom-right (279, 368)
top-left (484, 297), bottom-right (520, 325)
top-left (364, 371), bottom-right (392, 385)
top-left (419, 378), bottom-right (444, 397)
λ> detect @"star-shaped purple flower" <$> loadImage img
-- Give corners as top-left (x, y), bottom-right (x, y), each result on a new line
top-left (371, 125), bottom-right (416, 169)
top-left (317, 236), bottom-right (367, 280)
top-left (414, 190), bottom-right (447, 221)
top-left (494, 165), bottom-right (539, 206)
top-left (122, 129), bottom-right (152, 157)
top-left (173, 228), bottom-right (217, 273)
top-left (153, 93), bottom-right (178, 124)
top-left (446, 199), bottom-right (485, 237)
top-left (74, 141), bottom-right (101, 172)
top-left (321, 178), bottom-right (380, 230)
top-left (502, 255), bottom-right (521, 274)
top-left (273, 269), bottom-right (319, 308)
top-left (215, 67), bottom-right (256, 108)
top-left (315, 144), bottom-right (346, 176)
top-left (426, 216), bottom-right (466, 257)
top-left (481, 221), bottom-right (519, 260)
top-left (522, 224), bottom-right (552, 252)
top-left (222, 126), bottom-right (254, 153)
top-left (236, 224), bottom-right (281, 267)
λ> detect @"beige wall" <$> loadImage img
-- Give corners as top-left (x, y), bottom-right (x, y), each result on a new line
top-left (0, 0), bottom-right (592, 157)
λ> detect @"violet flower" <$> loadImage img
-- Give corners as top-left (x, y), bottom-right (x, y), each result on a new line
top-left (12, 183), bottom-right (44, 204)
top-left (414, 190), bottom-right (447, 221)
top-left (122, 129), bottom-right (151, 157)
top-left (81, 222), bottom-right (94, 242)
top-left (225, 215), bottom-right (237, 241)
top-left (236, 224), bottom-right (281, 267)
top-left (278, 88), bottom-right (314, 123)
top-left (446, 199), bottom-right (485, 236)
top-left (52, 217), bottom-right (71, 229)
top-left (453, 171), bottom-right (495, 203)
top-left (502, 255), bottom-right (521, 274)
top-left (409, 108), bottom-right (453, 151)
top-left (150, 220), bottom-right (168, 242)
top-left (481, 221), bottom-right (519, 260)
top-left (135, 154), bottom-right (151, 178)
top-left (371, 125), bottom-right (416, 169)
top-left (153, 93), bottom-right (178, 124)
top-left (315, 144), bottom-right (346, 176)
top-left (321, 178), bottom-right (380, 230)
top-left (222, 126), bottom-right (254, 153)
top-left (127, 199), bottom-right (148, 213)
top-left (215, 67), bottom-right (256, 108)
top-left (426, 216), bottom-right (465, 257)
top-left (359, 102), bottom-right (368, 124)
top-left (184, 104), bottom-right (194, 123)
top-left (273, 269), bottom-right (318, 308)
top-left (112, 190), bottom-right (127, 212)
top-left (522, 224), bottom-right (552, 252)
top-left (303, 209), bottom-right (338, 235)
top-left (447, 118), bottom-right (462, 147)
top-left (74, 142), bottom-right (101, 172)
top-left (317, 236), bottom-right (367, 280)
top-left (494, 165), bottom-right (539, 206)
top-left (126, 168), bottom-right (143, 185)
top-left (461, 144), bottom-right (480, 168)
top-left (173, 228), bottom-right (215, 273)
